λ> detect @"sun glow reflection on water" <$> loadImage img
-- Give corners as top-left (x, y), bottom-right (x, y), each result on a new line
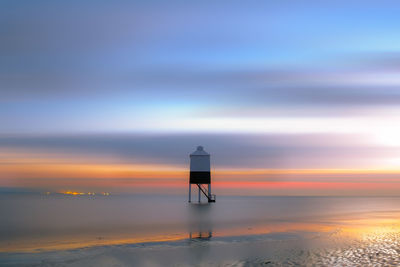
top-left (2, 194), bottom-right (400, 255)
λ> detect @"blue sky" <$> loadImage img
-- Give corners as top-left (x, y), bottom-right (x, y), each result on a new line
top-left (2, 0), bottom-right (400, 194)
top-left (2, 0), bottom-right (400, 134)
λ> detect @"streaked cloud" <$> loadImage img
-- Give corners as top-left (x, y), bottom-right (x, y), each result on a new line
top-left (2, 0), bottom-right (400, 195)
top-left (0, 133), bottom-right (398, 169)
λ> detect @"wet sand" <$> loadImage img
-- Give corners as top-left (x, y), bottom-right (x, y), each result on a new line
top-left (2, 195), bottom-right (400, 266)
top-left (3, 222), bottom-right (400, 266)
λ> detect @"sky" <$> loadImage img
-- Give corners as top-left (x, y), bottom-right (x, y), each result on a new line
top-left (1, 0), bottom-right (400, 195)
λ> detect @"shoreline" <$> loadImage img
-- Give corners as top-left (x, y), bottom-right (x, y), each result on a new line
top-left (0, 220), bottom-right (339, 254)
top-left (3, 209), bottom-right (400, 253)
top-left (4, 226), bottom-right (400, 267)
top-left (0, 231), bottom-right (320, 266)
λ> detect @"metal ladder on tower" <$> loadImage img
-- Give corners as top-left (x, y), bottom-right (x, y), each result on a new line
top-left (196, 184), bottom-right (216, 203)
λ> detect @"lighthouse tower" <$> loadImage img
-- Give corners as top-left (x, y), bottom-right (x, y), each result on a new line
top-left (189, 146), bottom-right (216, 203)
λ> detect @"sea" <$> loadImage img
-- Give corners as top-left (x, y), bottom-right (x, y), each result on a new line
top-left (2, 193), bottom-right (400, 266)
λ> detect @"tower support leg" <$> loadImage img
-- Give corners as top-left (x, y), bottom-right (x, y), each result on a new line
top-left (198, 186), bottom-right (201, 203)
top-left (208, 184), bottom-right (211, 199)
top-left (188, 183), bottom-right (191, 203)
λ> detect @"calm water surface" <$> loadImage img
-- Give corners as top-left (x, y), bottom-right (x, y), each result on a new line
top-left (2, 194), bottom-right (400, 266)
top-left (2, 194), bottom-right (400, 251)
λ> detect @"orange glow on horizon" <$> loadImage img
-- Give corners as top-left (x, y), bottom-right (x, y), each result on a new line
top-left (3, 149), bottom-right (400, 195)
top-left (3, 161), bottom-right (400, 179)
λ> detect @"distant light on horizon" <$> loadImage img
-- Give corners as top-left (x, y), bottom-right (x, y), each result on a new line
top-left (57, 191), bottom-right (110, 196)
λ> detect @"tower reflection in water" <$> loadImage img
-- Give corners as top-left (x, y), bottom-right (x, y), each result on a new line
top-left (187, 202), bottom-right (213, 241)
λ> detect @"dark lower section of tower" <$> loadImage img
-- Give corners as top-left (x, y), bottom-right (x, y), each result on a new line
top-left (189, 171), bottom-right (210, 184)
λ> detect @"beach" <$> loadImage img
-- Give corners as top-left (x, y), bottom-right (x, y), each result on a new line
top-left (2, 194), bottom-right (400, 266)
